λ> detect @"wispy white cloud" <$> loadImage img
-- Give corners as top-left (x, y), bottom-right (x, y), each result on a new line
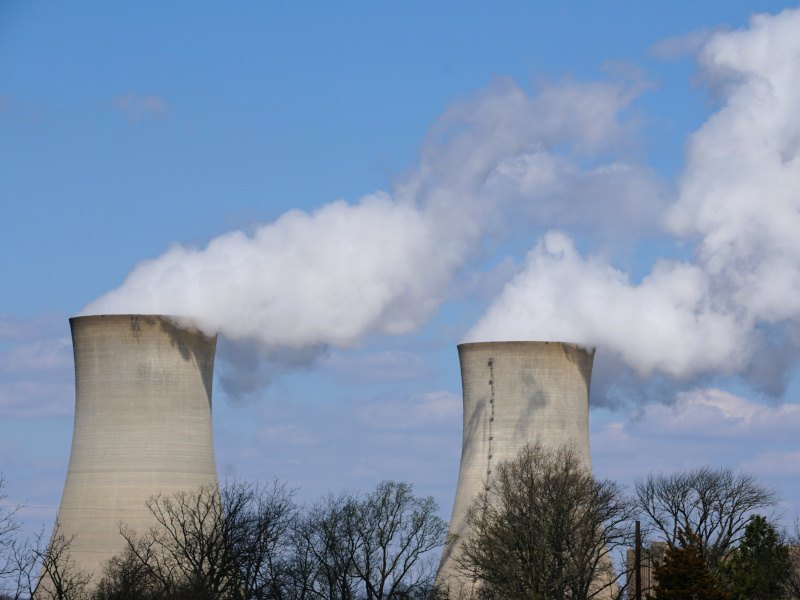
top-left (631, 388), bottom-right (800, 440)
top-left (112, 94), bottom-right (168, 122)
top-left (0, 338), bottom-right (71, 374)
top-left (322, 350), bottom-right (432, 383)
top-left (588, 392), bottom-right (800, 524)
top-left (742, 451), bottom-right (800, 477)
top-left (0, 314), bottom-right (64, 341)
top-left (592, 388), bottom-right (800, 490)
top-left (211, 386), bottom-right (461, 506)
top-left (649, 27), bottom-right (724, 60)
top-left (0, 316), bottom-right (73, 418)
top-left (357, 390), bottom-right (460, 430)
top-left (0, 380), bottom-right (72, 418)
top-left (259, 423), bottom-right (320, 447)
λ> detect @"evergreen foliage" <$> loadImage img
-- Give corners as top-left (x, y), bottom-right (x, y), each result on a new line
top-left (649, 528), bottom-right (730, 600)
top-left (721, 515), bottom-right (791, 600)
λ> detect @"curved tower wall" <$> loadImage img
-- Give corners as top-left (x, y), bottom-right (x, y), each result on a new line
top-left (53, 314), bottom-right (218, 580)
top-left (437, 341), bottom-right (595, 588)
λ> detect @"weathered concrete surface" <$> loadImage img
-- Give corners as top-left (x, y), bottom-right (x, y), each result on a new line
top-left (437, 341), bottom-right (595, 593)
top-left (51, 314), bottom-right (218, 582)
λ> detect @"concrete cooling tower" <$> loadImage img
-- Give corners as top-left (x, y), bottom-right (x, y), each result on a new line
top-left (48, 315), bottom-right (218, 584)
top-left (437, 341), bottom-right (595, 591)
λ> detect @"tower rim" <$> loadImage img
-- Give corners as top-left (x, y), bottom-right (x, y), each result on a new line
top-left (457, 340), bottom-right (596, 353)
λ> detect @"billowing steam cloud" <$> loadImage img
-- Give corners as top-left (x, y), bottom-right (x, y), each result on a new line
top-left (468, 8), bottom-right (800, 388)
top-left (86, 8), bottom-right (800, 398)
top-left (86, 195), bottom-right (463, 347)
top-left (84, 77), bottom-right (652, 348)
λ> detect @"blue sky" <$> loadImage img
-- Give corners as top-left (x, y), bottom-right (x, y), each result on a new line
top-left (3, 0), bottom-right (800, 542)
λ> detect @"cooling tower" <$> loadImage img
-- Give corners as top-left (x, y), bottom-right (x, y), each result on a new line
top-left (49, 315), bottom-right (218, 583)
top-left (437, 341), bottom-right (595, 590)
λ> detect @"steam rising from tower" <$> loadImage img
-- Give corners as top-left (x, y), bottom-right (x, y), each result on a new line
top-left (437, 341), bottom-right (595, 588)
top-left (80, 9), bottom-right (800, 403)
top-left (51, 315), bottom-right (218, 581)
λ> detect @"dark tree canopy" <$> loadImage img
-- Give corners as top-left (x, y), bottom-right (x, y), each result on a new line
top-left (649, 528), bottom-right (730, 600)
top-left (721, 515), bottom-right (791, 600)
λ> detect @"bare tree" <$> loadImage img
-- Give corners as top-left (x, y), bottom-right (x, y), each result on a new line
top-left (350, 481), bottom-right (447, 600)
top-left (36, 526), bottom-right (93, 600)
top-left (455, 443), bottom-right (638, 600)
top-left (6, 522), bottom-right (93, 600)
top-left (93, 536), bottom-right (171, 600)
top-left (141, 484), bottom-right (235, 599)
top-left (292, 493), bottom-right (361, 600)
top-left (223, 480), bottom-right (298, 600)
top-left (99, 485), bottom-right (235, 599)
top-left (291, 482), bottom-right (447, 600)
top-left (1, 474), bottom-right (21, 595)
top-left (98, 480), bottom-right (444, 600)
top-left (99, 481), bottom-right (298, 600)
top-left (635, 467), bottom-right (776, 573)
top-left (3, 540), bottom-right (36, 600)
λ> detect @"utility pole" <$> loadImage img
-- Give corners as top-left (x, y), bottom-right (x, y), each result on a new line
top-left (635, 520), bottom-right (642, 600)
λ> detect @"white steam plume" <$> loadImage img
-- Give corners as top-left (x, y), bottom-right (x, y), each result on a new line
top-left (84, 76), bottom-right (653, 353)
top-left (468, 8), bottom-right (800, 387)
top-left (86, 195), bottom-right (462, 348)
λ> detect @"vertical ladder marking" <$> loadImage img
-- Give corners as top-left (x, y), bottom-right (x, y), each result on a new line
top-left (486, 357), bottom-right (496, 492)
